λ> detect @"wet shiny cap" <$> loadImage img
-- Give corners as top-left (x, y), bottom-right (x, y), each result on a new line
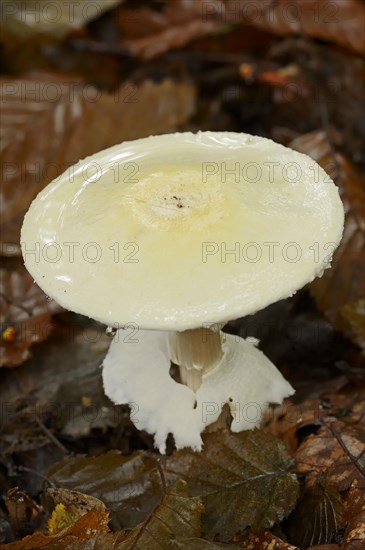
top-left (21, 132), bottom-right (344, 330)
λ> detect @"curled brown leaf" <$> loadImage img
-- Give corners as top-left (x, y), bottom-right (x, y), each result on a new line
top-left (0, 262), bottom-right (61, 367)
top-left (2, 509), bottom-right (110, 549)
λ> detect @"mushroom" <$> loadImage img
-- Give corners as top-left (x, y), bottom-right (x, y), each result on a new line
top-left (21, 132), bottom-right (344, 453)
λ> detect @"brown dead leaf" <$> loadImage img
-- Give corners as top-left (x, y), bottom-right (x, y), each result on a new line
top-left (265, 389), bottom-right (365, 503)
top-left (116, 480), bottom-right (204, 549)
top-left (236, 530), bottom-right (298, 549)
top-left (46, 488), bottom-right (106, 520)
top-left (269, 40), bottom-right (365, 166)
top-left (0, 73), bottom-right (195, 254)
top-left (116, 6), bottom-right (166, 39)
top-left (46, 450), bottom-right (161, 530)
top-left (0, 262), bottom-right (61, 367)
top-left (3, 481), bottom-right (204, 550)
top-left (47, 430), bottom-right (298, 539)
top-left (0, 322), bottom-right (125, 461)
top-left (5, 487), bottom-right (42, 534)
top-left (289, 130), bottom-right (365, 349)
top-left (163, 429), bottom-right (299, 539)
top-left (2, 509), bottom-right (110, 549)
top-left (117, 1), bottom-right (224, 59)
top-left (263, 379), bottom-right (350, 455)
top-left (343, 488), bottom-right (365, 550)
top-left (287, 483), bottom-right (343, 548)
top-left (46, 489), bottom-right (106, 536)
top-left (295, 396), bottom-right (365, 491)
top-left (222, 0), bottom-right (365, 54)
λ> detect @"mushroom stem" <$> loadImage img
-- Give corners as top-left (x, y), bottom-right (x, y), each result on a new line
top-left (168, 328), bottom-right (224, 392)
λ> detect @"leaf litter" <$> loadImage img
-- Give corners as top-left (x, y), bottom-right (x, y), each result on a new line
top-left (1, 0), bottom-right (364, 548)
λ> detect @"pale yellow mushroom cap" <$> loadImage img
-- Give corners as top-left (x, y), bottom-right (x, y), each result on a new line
top-left (21, 132), bottom-right (344, 330)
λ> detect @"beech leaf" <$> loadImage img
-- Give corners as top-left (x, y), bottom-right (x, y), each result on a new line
top-left (48, 429), bottom-right (299, 540)
top-left (46, 488), bottom-right (107, 525)
top-left (2, 509), bottom-right (110, 549)
top-left (163, 429), bottom-right (299, 539)
top-left (287, 483), bottom-right (343, 548)
top-left (0, 324), bottom-right (127, 458)
top-left (47, 451), bottom-right (163, 530)
top-left (290, 130), bottom-right (365, 349)
top-left (117, 480), bottom-right (203, 549)
top-left (3, 481), bottom-right (206, 550)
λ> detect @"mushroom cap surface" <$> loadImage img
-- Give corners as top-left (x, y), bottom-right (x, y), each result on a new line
top-left (21, 132), bottom-right (344, 330)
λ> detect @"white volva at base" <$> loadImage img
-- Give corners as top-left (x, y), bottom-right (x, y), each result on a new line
top-left (102, 329), bottom-right (295, 453)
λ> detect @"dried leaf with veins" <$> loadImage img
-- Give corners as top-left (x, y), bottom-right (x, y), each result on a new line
top-left (0, 263), bottom-right (61, 367)
top-left (0, 324), bottom-right (127, 458)
top-left (117, 0), bottom-right (224, 59)
top-left (164, 429), bottom-right (299, 539)
top-left (222, 0), bottom-right (365, 54)
top-left (48, 430), bottom-right (299, 540)
top-left (46, 490), bottom-right (107, 537)
top-left (46, 450), bottom-right (161, 530)
top-left (295, 394), bottom-right (365, 491)
top-left (116, 480), bottom-right (203, 549)
top-left (47, 488), bottom-right (107, 517)
top-left (3, 481), bottom-right (206, 550)
top-left (287, 483), bottom-right (343, 548)
top-left (263, 380), bottom-right (351, 454)
top-left (290, 130), bottom-right (365, 349)
top-left (0, 74), bottom-right (195, 253)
